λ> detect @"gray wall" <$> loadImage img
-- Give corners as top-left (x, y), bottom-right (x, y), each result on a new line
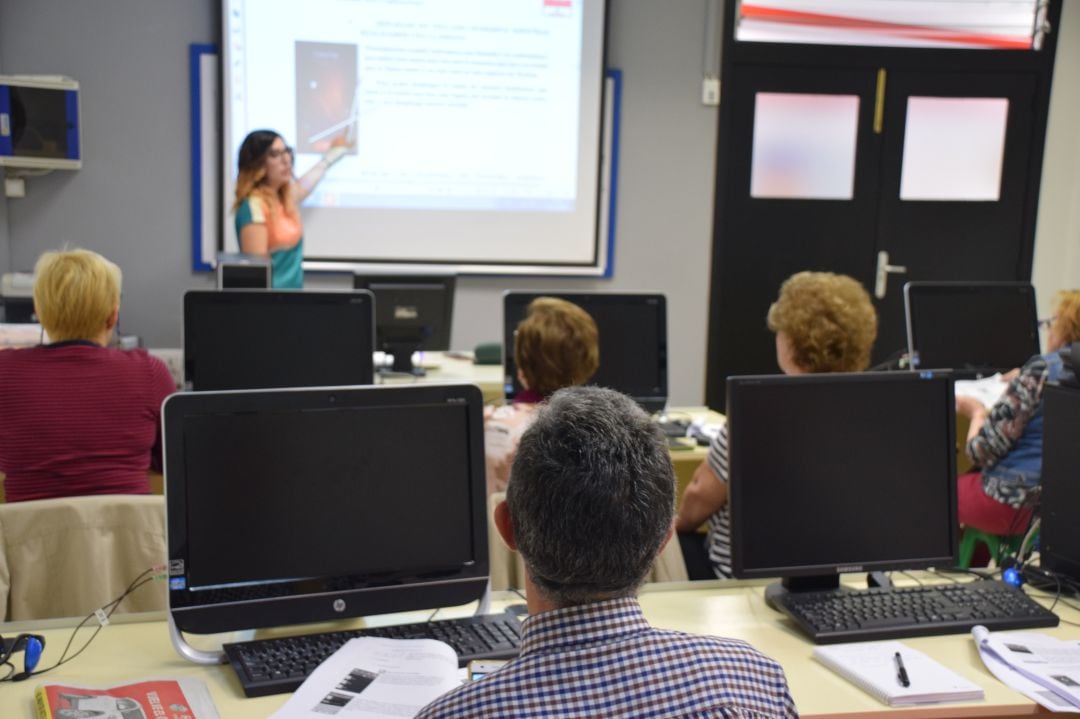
top-left (1, 0), bottom-right (1077, 405)
top-left (1032, 0), bottom-right (1080, 319)
top-left (0, 0), bottom-right (218, 344)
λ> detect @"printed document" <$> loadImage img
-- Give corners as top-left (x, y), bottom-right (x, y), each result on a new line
top-left (268, 637), bottom-right (461, 719)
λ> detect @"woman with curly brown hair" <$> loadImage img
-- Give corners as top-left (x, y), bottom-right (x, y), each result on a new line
top-left (675, 271), bottom-right (878, 578)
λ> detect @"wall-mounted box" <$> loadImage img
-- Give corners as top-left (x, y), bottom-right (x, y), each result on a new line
top-left (0, 75), bottom-right (81, 170)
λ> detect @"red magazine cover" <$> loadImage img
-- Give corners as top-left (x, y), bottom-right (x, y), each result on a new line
top-left (34, 677), bottom-right (220, 719)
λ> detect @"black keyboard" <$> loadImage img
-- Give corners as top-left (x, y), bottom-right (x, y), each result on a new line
top-left (224, 612), bottom-right (523, 697)
top-left (774, 580), bottom-right (1059, 644)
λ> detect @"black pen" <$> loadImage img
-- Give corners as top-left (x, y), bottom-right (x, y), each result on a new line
top-left (894, 651), bottom-right (910, 687)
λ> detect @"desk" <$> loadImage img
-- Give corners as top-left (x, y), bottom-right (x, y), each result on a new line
top-left (375, 351), bottom-right (504, 404)
top-left (3, 578), bottom-right (1074, 718)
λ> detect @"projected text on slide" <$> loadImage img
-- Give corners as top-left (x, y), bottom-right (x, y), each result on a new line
top-left (224, 0), bottom-right (606, 269)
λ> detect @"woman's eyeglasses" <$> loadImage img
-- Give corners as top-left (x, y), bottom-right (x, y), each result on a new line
top-left (267, 146), bottom-right (294, 162)
top-left (1038, 316), bottom-right (1057, 330)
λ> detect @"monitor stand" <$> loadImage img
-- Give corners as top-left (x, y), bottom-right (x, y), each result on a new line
top-left (385, 343), bottom-right (425, 376)
top-left (168, 614), bottom-right (227, 665)
top-left (763, 571), bottom-right (894, 611)
top-left (764, 574), bottom-right (839, 611)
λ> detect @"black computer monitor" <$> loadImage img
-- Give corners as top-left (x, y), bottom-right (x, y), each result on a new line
top-left (502, 291), bottom-right (668, 413)
top-left (353, 275), bottom-right (455, 375)
top-left (216, 252), bottom-right (271, 289)
top-left (728, 371), bottom-right (957, 599)
top-left (1040, 383), bottom-right (1080, 586)
top-left (905, 281), bottom-right (1040, 375)
top-left (183, 290), bottom-right (375, 391)
top-left (163, 383), bottom-right (488, 635)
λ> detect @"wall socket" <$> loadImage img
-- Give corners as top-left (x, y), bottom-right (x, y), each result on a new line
top-left (701, 77), bottom-right (720, 107)
top-left (4, 176), bottom-right (26, 198)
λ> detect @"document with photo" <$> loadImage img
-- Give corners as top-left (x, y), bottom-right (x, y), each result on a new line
top-left (268, 637), bottom-right (460, 719)
top-left (973, 626), bottom-right (1080, 711)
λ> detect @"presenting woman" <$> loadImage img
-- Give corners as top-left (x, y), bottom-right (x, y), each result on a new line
top-left (233, 130), bottom-right (348, 288)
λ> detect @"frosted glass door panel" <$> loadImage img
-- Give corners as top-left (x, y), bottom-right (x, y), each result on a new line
top-left (750, 93), bottom-right (860, 200)
top-left (899, 97), bottom-right (1008, 201)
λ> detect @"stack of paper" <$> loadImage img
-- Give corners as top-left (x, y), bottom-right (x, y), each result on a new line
top-left (813, 640), bottom-right (984, 706)
top-left (974, 625), bottom-right (1080, 712)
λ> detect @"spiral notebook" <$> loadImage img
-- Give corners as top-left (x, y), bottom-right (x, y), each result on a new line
top-left (813, 640), bottom-right (985, 706)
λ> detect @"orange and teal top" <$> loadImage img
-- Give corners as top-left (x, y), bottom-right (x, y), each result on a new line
top-left (235, 194), bottom-right (304, 288)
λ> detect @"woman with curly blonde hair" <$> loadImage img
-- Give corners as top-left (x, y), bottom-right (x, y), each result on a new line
top-left (675, 271), bottom-right (877, 578)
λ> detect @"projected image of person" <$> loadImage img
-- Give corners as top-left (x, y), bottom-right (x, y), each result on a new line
top-left (955, 290), bottom-right (1080, 541)
top-left (675, 271), bottom-right (878, 579)
top-left (485, 297), bottom-right (598, 495)
top-left (233, 129), bottom-right (348, 288)
top-left (0, 249), bottom-right (175, 502)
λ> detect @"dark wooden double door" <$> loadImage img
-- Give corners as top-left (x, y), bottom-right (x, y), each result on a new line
top-left (706, 63), bottom-right (1047, 408)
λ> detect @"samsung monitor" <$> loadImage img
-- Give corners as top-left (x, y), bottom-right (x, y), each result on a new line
top-left (502, 291), bottom-right (668, 413)
top-left (353, 275), bottom-right (455, 375)
top-left (905, 281), bottom-right (1040, 375)
top-left (183, 290), bottom-right (374, 391)
top-left (163, 382), bottom-right (488, 637)
top-left (728, 371), bottom-right (957, 598)
top-left (1039, 383), bottom-right (1080, 586)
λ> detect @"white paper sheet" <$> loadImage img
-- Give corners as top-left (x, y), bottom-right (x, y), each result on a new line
top-left (268, 637), bottom-right (461, 719)
top-left (955, 374), bottom-right (1009, 409)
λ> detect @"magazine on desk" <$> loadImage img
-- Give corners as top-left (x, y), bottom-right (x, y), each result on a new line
top-left (34, 677), bottom-right (220, 719)
top-left (974, 625), bottom-right (1080, 711)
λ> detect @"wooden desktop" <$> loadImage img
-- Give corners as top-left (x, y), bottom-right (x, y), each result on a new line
top-left (1, 577), bottom-right (1075, 718)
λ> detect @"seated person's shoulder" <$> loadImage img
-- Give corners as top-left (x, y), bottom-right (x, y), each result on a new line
top-left (110, 348), bottom-right (177, 393)
top-left (658, 629), bottom-right (788, 678)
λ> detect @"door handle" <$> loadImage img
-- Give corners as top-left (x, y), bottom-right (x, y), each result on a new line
top-left (874, 250), bottom-right (907, 299)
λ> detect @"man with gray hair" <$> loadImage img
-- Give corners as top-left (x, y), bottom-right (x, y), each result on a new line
top-left (417, 386), bottom-right (797, 718)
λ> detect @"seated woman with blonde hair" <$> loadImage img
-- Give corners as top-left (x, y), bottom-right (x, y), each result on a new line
top-left (484, 297), bottom-right (599, 495)
top-left (0, 249), bottom-right (175, 502)
top-left (675, 271), bottom-right (878, 578)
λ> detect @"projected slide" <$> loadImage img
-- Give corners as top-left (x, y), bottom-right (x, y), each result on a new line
top-left (224, 0), bottom-right (607, 270)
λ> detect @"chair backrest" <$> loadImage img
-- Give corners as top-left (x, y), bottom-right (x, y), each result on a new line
top-left (486, 491), bottom-right (688, 591)
top-left (0, 494), bottom-right (166, 621)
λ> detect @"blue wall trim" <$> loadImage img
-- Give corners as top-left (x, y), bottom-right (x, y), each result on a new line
top-left (0, 87), bottom-right (12, 157)
top-left (65, 89), bottom-right (80, 161)
top-left (190, 43), bottom-right (217, 272)
top-left (602, 67), bottom-right (621, 279)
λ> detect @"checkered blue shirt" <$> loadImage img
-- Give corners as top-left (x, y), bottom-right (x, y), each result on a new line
top-left (416, 597), bottom-right (798, 718)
